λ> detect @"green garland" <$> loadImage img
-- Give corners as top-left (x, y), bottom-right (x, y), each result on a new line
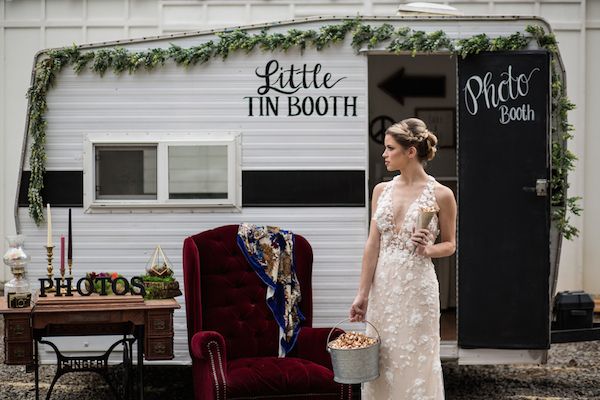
top-left (25, 19), bottom-right (581, 239)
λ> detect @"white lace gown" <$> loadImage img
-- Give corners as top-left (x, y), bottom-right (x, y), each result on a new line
top-left (363, 174), bottom-right (445, 400)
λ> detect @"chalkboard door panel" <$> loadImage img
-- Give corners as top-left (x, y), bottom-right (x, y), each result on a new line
top-left (457, 51), bottom-right (551, 349)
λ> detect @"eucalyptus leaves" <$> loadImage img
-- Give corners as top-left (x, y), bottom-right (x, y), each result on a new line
top-left (25, 19), bottom-right (580, 239)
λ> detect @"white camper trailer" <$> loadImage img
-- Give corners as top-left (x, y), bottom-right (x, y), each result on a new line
top-left (13, 14), bottom-right (585, 368)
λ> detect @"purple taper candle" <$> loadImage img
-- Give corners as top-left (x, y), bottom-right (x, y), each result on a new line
top-left (60, 236), bottom-right (65, 276)
top-left (68, 208), bottom-right (72, 262)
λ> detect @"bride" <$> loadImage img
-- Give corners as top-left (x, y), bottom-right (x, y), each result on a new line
top-left (349, 118), bottom-right (457, 399)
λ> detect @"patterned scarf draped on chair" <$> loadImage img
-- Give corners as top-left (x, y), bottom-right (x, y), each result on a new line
top-left (236, 223), bottom-right (304, 356)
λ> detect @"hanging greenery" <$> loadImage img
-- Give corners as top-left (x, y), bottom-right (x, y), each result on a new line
top-left (25, 19), bottom-right (580, 239)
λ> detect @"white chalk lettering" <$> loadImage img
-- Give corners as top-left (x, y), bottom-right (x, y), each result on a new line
top-left (499, 104), bottom-right (535, 124)
top-left (463, 65), bottom-right (540, 123)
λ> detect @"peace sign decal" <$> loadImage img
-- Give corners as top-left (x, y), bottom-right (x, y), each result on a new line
top-left (370, 115), bottom-right (395, 145)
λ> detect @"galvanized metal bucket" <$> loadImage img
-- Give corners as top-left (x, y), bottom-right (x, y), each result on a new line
top-left (326, 318), bottom-right (381, 384)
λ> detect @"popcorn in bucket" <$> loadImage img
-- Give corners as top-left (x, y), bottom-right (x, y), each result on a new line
top-left (326, 318), bottom-right (380, 384)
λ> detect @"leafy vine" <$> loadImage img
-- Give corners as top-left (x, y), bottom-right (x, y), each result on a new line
top-left (25, 19), bottom-right (580, 239)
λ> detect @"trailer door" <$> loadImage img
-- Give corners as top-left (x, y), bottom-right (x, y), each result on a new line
top-left (457, 51), bottom-right (551, 349)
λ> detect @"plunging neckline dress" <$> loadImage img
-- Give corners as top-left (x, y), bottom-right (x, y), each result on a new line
top-left (362, 174), bottom-right (445, 400)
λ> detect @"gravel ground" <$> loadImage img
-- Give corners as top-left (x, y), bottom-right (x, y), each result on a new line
top-left (2, 317), bottom-right (600, 400)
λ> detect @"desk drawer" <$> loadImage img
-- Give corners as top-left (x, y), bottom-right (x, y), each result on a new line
top-left (146, 311), bottom-right (173, 337)
top-left (5, 341), bottom-right (33, 365)
top-left (145, 337), bottom-right (174, 360)
top-left (5, 315), bottom-right (31, 341)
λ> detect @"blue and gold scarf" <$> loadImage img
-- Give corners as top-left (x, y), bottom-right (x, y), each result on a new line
top-left (237, 223), bottom-right (304, 356)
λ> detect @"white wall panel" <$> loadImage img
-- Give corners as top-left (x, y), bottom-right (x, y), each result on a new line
top-left (552, 30), bottom-right (585, 292)
top-left (589, 0), bottom-right (600, 20)
top-left (249, 4), bottom-right (292, 23)
top-left (87, 0), bottom-right (126, 21)
top-left (493, 2), bottom-right (536, 15)
top-left (162, 3), bottom-right (205, 26)
top-left (372, 3), bottom-right (399, 15)
top-left (583, 0), bottom-right (600, 293)
top-left (293, 3), bottom-right (364, 17)
top-left (447, 2), bottom-right (491, 14)
top-left (130, 0), bottom-right (159, 20)
top-left (86, 26), bottom-right (127, 42)
top-left (45, 27), bottom-right (83, 47)
top-left (4, 0), bottom-right (41, 21)
top-left (0, 0), bottom-right (4, 284)
top-left (206, 4), bottom-right (247, 27)
top-left (46, 0), bottom-right (84, 21)
top-left (3, 28), bottom-right (40, 282)
top-left (540, 2), bottom-right (582, 22)
top-left (129, 26), bottom-right (160, 38)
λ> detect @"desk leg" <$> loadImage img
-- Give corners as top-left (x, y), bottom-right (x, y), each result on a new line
top-left (137, 326), bottom-right (144, 400)
top-left (34, 340), bottom-right (39, 400)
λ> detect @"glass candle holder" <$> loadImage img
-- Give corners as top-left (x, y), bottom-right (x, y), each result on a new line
top-left (3, 235), bottom-right (31, 298)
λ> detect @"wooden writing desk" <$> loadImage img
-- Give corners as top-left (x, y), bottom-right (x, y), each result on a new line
top-left (0, 294), bottom-right (180, 400)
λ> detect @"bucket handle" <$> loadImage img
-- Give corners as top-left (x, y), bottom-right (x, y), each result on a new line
top-left (326, 318), bottom-right (381, 352)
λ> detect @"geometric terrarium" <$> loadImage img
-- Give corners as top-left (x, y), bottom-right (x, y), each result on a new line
top-left (145, 245), bottom-right (173, 277)
top-left (143, 245), bottom-right (181, 299)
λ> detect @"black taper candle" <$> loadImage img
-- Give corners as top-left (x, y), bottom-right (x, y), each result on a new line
top-left (68, 208), bottom-right (72, 261)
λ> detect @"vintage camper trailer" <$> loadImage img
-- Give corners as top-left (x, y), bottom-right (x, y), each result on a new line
top-left (13, 13), bottom-right (586, 367)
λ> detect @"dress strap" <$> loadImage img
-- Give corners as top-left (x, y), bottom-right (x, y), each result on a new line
top-left (384, 176), bottom-right (396, 195)
top-left (424, 175), bottom-right (439, 209)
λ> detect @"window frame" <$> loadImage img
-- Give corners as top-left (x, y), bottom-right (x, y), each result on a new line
top-left (83, 132), bottom-right (241, 212)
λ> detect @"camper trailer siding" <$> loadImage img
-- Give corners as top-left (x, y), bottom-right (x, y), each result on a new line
top-left (15, 17), bottom-right (558, 364)
top-left (28, 53), bottom-right (368, 172)
top-left (18, 207), bottom-right (367, 362)
top-left (18, 30), bottom-right (375, 363)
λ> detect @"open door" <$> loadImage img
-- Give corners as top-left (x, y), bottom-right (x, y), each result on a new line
top-left (457, 51), bottom-right (551, 349)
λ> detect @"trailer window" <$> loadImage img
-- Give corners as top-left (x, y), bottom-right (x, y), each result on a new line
top-left (168, 145), bottom-right (228, 200)
top-left (83, 133), bottom-right (241, 211)
top-left (95, 146), bottom-right (157, 200)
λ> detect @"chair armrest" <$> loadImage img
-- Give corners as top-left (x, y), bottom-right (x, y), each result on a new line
top-left (289, 327), bottom-right (344, 370)
top-left (191, 330), bottom-right (228, 364)
top-left (190, 331), bottom-right (228, 400)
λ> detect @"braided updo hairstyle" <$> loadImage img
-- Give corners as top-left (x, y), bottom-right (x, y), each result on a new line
top-left (385, 118), bottom-right (438, 163)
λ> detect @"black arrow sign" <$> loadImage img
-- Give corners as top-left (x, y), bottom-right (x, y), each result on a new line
top-left (378, 68), bottom-right (445, 105)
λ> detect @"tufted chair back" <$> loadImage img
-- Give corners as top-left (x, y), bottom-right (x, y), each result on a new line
top-left (183, 224), bottom-right (314, 360)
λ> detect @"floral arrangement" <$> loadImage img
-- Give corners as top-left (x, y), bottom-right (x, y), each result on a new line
top-left (86, 271), bottom-right (125, 295)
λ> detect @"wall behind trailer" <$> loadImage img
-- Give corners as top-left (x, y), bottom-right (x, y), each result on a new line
top-left (0, 0), bottom-right (597, 342)
top-left (584, 2), bottom-right (600, 298)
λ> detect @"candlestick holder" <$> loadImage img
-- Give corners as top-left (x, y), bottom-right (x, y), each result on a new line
top-left (45, 245), bottom-right (56, 292)
top-left (68, 259), bottom-right (73, 284)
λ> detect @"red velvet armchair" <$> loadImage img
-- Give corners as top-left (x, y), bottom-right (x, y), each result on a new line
top-left (183, 225), bottom-right (353, 399)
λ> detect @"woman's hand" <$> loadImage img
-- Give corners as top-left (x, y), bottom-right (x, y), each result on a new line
top-left (349, 295), bottom-right (368, 322)
top-left (411, 227), bottom-right (434, 257)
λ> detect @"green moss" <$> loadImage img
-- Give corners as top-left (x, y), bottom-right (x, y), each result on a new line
top-left (141, 274), bottom-right (175, 283)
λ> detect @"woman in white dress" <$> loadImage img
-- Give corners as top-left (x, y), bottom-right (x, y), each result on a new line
top-left (349, 118), bottom-right (457, 400)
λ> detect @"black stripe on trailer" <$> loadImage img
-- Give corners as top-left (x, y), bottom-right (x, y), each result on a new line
top-left (18, 170), bottom-right (366, 207)
top-left (18, 171), bottom-right (83, 207)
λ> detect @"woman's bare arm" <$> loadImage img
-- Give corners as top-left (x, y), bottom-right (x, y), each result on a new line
top-left (425, 184), bottom-right (457, 258)
top-left (350, 183), bottom-right (385, 321)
